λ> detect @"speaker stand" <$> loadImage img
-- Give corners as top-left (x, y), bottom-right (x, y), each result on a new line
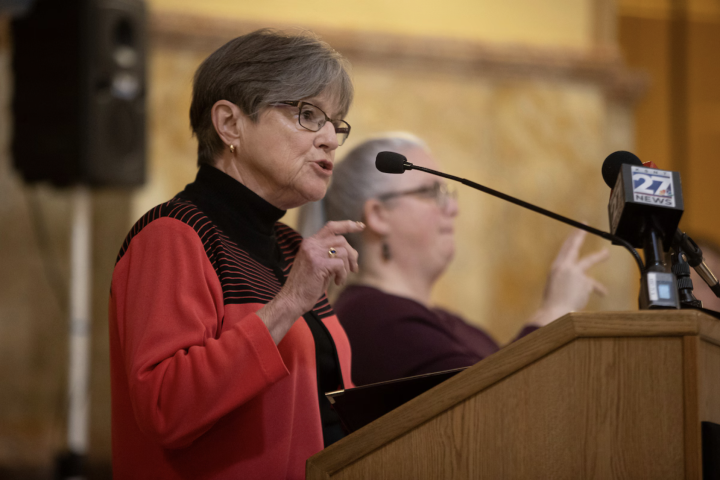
top-left (56, 186), bottom-right (92, 480)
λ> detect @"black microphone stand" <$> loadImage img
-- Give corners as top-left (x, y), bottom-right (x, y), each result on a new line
top-left (637, 224), bottom-right (680, 309)
top-left (671, 243), bottom-right (703, 309)
top-left (674, 230), bottom-right (720, 299)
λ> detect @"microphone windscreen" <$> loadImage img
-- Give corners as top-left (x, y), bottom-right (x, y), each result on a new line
top-left (376, 151), bottom-right (407, 174)
top-left (602, 151), bottom-right (643, 188)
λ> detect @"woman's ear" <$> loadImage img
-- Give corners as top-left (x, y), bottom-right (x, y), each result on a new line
top-left (211, 100), bottom-right (243, 147)
top-left (363, 198), bottom-right (392, 237)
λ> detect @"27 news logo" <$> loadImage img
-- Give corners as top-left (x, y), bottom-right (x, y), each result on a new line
top-left (632, 169), bottom-right (675, 207)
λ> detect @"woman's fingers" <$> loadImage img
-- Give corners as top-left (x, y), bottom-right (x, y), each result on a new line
top-left (543, 229), bottom-right (610, 314)
top-left (280, 220), bottom-right (364, 312)
top-left (320, 220), bottom-right (365, 237)
top-left (329, 258), bottom-right (349, 286)
top-left (326, 246), bottom-right (352, 285)
top-left (553, 229), bottom-right (587, 266)
top-left (348, 241), bottom-right (359, 273)
top-left (319, 221), bottom-right (362, 275)
top-left (337, 239), bottom-right (359, 273)
top-left (592, 279), bottom-right (609, 297)
top-left (577, 248), bottom-right (610, 271)
top-left (325, 240), bottom-right (353, 268)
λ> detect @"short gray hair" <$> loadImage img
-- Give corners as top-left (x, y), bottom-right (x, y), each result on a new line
top-left (298, 133), bottom-right (428, 255)
top-left (190, 29), bottom-right (354, 166)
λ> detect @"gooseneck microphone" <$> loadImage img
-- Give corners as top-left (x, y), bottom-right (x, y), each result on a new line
top-left (375, 151), bottom-right (645, 273)
top-left (376, 152), bottom-right (410, 174)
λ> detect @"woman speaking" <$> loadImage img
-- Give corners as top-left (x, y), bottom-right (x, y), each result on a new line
top-left (108, 30), bottom-right (361, 479)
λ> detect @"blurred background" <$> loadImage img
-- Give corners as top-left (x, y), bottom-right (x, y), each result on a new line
top-left (0, 0), bottom-right (718, 477)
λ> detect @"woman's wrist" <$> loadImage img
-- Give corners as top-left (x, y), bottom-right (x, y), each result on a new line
top-left (257, 290), bottom-right (306, 344)
top-left (528, 303), bottom-right (571, 328)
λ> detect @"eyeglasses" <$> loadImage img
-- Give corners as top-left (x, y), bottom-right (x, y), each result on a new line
top-left (378, 181), bottom-right (458, 209)
top-left (274, 101), bottom-right (351, 146)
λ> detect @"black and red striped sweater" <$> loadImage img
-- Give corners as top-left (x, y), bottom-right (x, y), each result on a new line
top-left (109, 165), bottom-right (353, 480)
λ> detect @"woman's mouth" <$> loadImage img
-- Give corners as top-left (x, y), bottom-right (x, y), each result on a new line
top-left (314, 160), bottom-right (333, 173)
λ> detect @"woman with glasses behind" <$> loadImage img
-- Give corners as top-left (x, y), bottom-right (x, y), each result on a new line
top-left (301, 134), bottom-right (609, 386)
top-left (109, 30), bottom-right (363, 479)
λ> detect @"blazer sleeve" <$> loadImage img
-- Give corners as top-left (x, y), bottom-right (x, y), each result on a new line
top-left (111, 218), bottom-right (289, 449)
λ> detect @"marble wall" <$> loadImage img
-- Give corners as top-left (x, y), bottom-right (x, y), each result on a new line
top-left (148, 0), bottom-right (596, 49)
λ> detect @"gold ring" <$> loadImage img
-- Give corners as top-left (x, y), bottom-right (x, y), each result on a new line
top-left (328, 247), bottom-right (337, 258)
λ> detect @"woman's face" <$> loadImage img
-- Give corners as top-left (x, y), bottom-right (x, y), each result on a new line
top-left (382, 147), bottom-right (459, 281)
top-left (235, 90), bottom-right (342, 209)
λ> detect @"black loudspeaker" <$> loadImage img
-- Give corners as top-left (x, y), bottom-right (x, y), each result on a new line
top-left (12, 0), bottom-right (146, 187)
top-left (0, 0), bottom-right (37, 17)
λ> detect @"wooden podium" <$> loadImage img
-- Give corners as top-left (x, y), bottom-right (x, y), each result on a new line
top-left (307, 310), bottom-right (720, 479)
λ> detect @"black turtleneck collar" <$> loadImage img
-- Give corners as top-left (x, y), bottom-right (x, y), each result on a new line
top-left (180, 164), bottom-right (287, 264)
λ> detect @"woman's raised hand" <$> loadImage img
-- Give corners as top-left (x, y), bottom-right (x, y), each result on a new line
top-left (530, 229), bottom-right (609, 327)
top-left (284, 221), bottom-right (364, 311)
top-left (258, 221), bottom-right (364, 344)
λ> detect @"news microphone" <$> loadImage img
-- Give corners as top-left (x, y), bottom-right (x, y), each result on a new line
top-left (601, 150), bottom-right (642, 188)
top-left (375, 151), bottom-right (646, 274)
top-left (601, 151), bottom-right (685, 308)
top-left (603, 151), bottom-right (684, 250)
top-left (602, 152), bottom-right (720, 303)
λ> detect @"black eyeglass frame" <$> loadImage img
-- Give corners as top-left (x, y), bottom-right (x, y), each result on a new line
top-left (275, 101), bottom-right (351, 145)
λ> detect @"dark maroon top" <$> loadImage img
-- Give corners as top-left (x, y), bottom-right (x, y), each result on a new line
top-left (334, 285), bottom-right (538, 386)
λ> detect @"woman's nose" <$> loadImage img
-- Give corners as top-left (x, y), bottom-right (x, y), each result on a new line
top-left (315, 121), bottom-right (339, 150)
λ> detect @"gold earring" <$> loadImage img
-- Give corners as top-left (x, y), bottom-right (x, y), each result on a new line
top-left (229, 144), bottom-right (236, 154)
